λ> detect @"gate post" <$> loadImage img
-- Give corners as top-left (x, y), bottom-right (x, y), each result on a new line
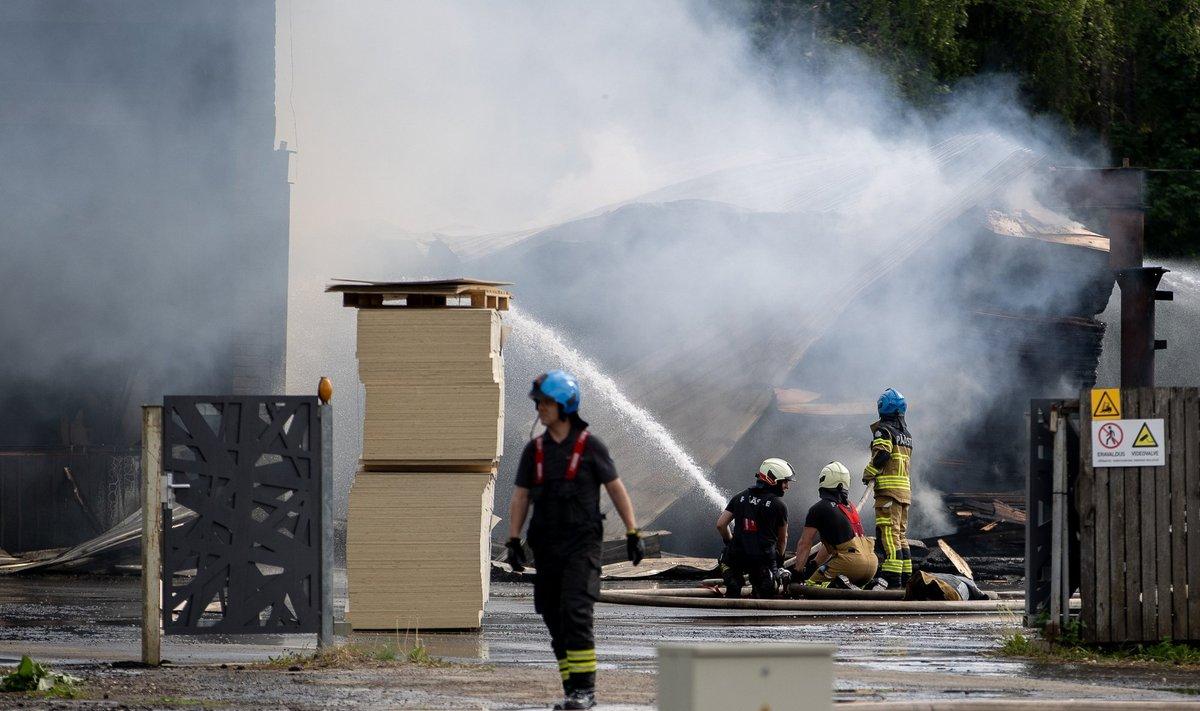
top-left (318, 398), bottom-right (335, 649)
top-left (1049, 405), bottom-right (1070, 634)
top-left (140, 405), bottom-right (163, 666)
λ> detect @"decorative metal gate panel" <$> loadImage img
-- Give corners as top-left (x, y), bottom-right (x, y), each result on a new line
top-left (162, 396), bottom-right (323, 634)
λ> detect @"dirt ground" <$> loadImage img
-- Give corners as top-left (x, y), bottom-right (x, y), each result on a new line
top-left (2, 575), bottom-right (1200, 709)
top-left (21, 661), bottom-right (652, 710)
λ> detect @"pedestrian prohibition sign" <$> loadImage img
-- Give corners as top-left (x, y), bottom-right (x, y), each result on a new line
top-left (1097, 422), bottom-right (1123, 449)
top-left (1092, 418), bottom-right (1166, 467)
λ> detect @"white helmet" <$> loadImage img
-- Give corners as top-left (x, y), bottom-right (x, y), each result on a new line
top-left (756, 457), bottom-right (795, 487)
top-left (819, 461), bottom-right (851, 491)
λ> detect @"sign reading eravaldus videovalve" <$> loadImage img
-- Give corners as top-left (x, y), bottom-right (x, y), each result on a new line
top-left (1092, 418), bottom-right (1166, 468)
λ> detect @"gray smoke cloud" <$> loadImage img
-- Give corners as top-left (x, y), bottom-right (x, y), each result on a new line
top-left (0, 2), bottom-right (285, 450)
top-left (280, 1), bottom-right (1113, 550)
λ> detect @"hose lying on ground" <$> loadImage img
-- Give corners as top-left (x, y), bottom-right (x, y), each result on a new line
top-left (627, 585), bottom-right (908, 601)
top-left (598, 589), bottom-right (1023, 613)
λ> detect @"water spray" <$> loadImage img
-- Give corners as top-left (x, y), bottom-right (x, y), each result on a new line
top-left (506, 306), bottom-right (727, 509)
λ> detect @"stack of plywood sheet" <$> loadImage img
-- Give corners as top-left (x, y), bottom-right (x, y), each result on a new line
top-left (346, 471), bottom-right (496, 630)
top-left (356, 308), bottom-right (504, 467)
top-left (330, 280), bottom-right (510, 631)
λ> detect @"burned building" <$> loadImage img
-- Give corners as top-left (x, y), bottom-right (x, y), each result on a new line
top-left (0, 1), bottom-right (289, 552)
top-left (422, 137), bottom-right (1119, 552)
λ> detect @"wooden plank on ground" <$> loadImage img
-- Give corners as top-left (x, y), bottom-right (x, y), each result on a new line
top-left (937, 539), bottom-right (973, 579)
top-left (1139, 388), bottom-right (1159, 640)
top-left (1186, 388), bottom-right (1200, 642)
top-left (1078, 395), bottom-right (1098, 641)
top-left (1169, 388), bottom-right (1189, 640)
top-left (1153, 388), bottom-right (1173, 640)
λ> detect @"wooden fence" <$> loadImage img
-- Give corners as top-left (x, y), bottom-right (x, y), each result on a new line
top-left (1078, 387), bottom-right (1200, 643)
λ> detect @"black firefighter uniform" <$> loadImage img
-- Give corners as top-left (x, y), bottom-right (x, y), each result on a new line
top-left (515, 426), bottom-right (618, 694)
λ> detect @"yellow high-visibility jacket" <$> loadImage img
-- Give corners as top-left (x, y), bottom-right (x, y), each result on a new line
top-left (862, 418), bottom-right (912, 504)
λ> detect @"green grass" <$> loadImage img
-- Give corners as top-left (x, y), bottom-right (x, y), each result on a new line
top-left (32, 684), bottom-right (83, 700)
top-left (996, 628), bottom-right (1200, 667)
top-left (263, 641), bottom-right (452, 670)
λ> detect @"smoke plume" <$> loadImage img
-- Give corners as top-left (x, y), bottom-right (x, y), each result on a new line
top-left (280, 1), bottom-right (1113, 550)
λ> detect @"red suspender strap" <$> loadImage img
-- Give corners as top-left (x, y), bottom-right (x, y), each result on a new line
top-left (533, 429), bottom-right (590, 486)
top-left (534, 436), bottom-right (545, 486)
top-left (837, 502), bottom-right (866, 537)
top-left (566, 430), bottom-right (590, 481)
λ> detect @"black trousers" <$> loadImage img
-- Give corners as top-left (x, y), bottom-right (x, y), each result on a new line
top-left (722, 551), bottom-right (776, 598)
top-left (531, 531), bottom-right (602, 690)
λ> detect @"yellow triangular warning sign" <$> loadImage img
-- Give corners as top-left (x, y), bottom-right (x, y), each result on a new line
top-left (1133, 422), bottom-right (1159, 448)
top-left (1092, 389), bottom-right (1120, 418)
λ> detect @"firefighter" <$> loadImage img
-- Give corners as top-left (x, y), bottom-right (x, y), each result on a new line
top-left (715, 458), bottom-right (793, 598)
top-left (792, 461), bottom-right (877, 588)
top-left (862, 387), bottom-right (913, 589)
top-left (505, 370), bottom-right (644, 711)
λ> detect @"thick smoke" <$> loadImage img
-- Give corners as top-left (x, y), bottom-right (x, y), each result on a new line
top-left (0, 2), bottom-right (286, 451)
top-left (280, 1), bottom-right (1110, 549)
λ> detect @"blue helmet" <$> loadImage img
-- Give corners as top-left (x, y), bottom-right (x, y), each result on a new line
top-left (530, 370), bottom-right (581, 414)
top-left (877, 388), bottom-right (907, 416)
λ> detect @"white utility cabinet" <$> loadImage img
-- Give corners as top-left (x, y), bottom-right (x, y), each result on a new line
top-left (657, 643), bottom-right (835, 711)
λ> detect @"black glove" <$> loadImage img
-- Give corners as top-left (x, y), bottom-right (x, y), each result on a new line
top-left (505, 537), bottom-right (527, 572)
top-left (626, 530), bottom-right (645, 566)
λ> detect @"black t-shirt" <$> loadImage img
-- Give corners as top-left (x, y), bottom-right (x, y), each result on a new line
top-left (515, 427), bottom-right (618, 530)
top-left (724, 486), bottom-right (788, 559)
top-left (803, 492), bottom-right (866, 547)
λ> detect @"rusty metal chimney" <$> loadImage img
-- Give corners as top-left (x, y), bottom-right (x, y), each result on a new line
top-left (1100, 164), bottom-right (1146, 270)
top-left (1047, 162), bottom-right (1163, 386)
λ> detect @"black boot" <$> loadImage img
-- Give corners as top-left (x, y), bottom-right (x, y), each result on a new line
top-left (830, 574), bottom-right (860, 590)
top-left (562, 688), bottom-right (596, 709)
top-left (552, 658), bottom-right (573, 709)
top-left (553, 678), bottom-right (574, 710)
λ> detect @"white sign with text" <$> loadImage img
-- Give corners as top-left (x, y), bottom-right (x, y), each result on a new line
top-left (1091, 418), bottom-right (1166, 467)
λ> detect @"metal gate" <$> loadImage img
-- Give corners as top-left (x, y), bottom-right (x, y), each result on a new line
top-left (161, 396), bottom-right (324, 634)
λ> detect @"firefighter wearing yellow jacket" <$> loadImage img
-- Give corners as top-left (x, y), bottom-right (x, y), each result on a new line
top-left (862, 388), bottom-right (913, 589)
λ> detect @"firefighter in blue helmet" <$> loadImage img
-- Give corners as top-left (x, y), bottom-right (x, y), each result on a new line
top-left (862, 388), bottom-right (914, 589)
top-left (506, 370), bottom-right (643, 710)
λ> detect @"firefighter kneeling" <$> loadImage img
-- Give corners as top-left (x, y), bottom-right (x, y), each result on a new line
top-left (715, 458), bottom-right (794, 598)
top-left (792, 461), bottom-right (877, 589)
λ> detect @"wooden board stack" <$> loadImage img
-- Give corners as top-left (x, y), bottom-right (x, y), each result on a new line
top-left (347, 471), bottom-right (495, 630)
top-left (356, 309), bottom-right (504, 467)
top-left (331, 280), bottom-right (510, 631)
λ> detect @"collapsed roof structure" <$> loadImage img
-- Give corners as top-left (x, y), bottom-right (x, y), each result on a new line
top-left (434, 135), bottom-right (1114, 547)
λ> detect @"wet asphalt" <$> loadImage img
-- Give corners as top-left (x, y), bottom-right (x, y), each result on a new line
top-left (1, 574), bottom-right (1198, 706)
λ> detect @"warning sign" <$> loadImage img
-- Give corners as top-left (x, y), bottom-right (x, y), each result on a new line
top-left (1097, 422), bottom-right (1123, 449)
top-left (1092, 418), bottom-right (1165, 467)
top-left (1091, 388), bottom-right (1121, 419)
top-left (1133, 422), bottom-right (1158, 448)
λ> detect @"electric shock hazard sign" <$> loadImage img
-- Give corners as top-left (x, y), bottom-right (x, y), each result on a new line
top-left (1092, 418), bottom-right (1166, 467)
